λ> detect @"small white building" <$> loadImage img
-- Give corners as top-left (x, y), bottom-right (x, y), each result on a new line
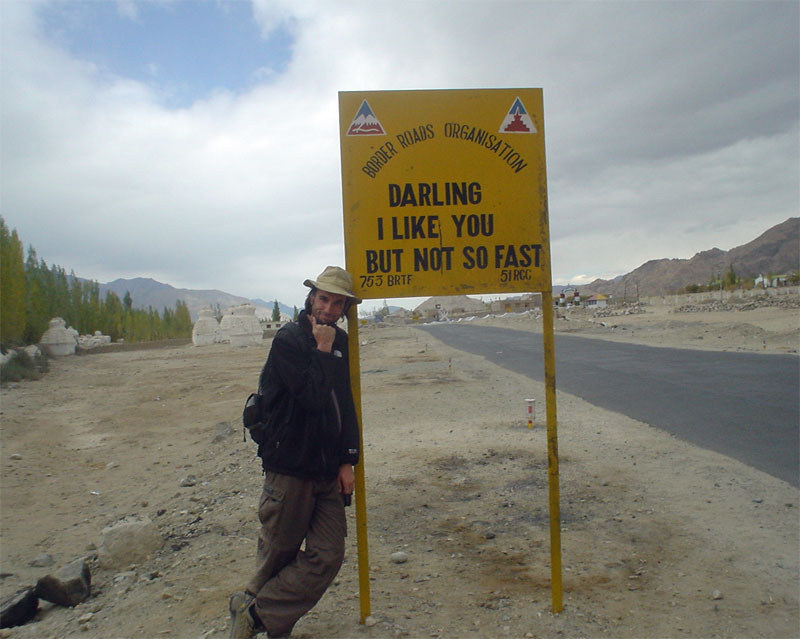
top-left (586, 294), bottom-right (609, 309)
top-left (414, 295), bottom-right (487, 321)
top-left (491, 293), bottom-right (542, 314)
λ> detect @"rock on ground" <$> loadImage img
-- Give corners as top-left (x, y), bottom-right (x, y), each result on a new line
top-left (34, 559), bottom-right (91, 607)
top-left (0, 589), bottom-right (38, 628)
top-left (98, 517), bottom-right (163, 569)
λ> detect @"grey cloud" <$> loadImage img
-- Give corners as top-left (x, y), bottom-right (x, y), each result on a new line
top-left (1, 1), bottom-right (797, 306)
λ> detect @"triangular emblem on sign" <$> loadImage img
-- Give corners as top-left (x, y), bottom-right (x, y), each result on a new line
top-left (499, 97), bottom-right (537, 134)
top-left (346, 100), bottom-right (386, 136)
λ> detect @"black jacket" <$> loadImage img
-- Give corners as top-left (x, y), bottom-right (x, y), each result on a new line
top-left (256, 310), bottom-right (360, 479)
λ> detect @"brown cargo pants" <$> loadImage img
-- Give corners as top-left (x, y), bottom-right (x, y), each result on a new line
top-left (246, 471), bottom-right (346, 638)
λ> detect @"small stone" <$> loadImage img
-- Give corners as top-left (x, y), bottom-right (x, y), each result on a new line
top-left (390, 551), bottom-right (408, 564)
top-left (113, 571), bottom-right (136, 583)
top-left (78, 612), bottom-right (93, 623)
top-left (30, 553), bottom-right (54, 568)
top-left (365, 615), bottom-right (379, 627)
top-left (9, 454), bottom-right (22, 461)
top-left (180, 475), bottom-right (197, 487)
top-left (98, 517), bottom-right (163, 569)
top-left (0, 588), bottom-right (39, 628)
top-left (712, 589), bottom-right (723, 600)
top-left (35, 559), bottom-right (91, 607)
top-left (212, 422), bottom-right (234, 443)
top-left (105, 462), bottom-right (119, 470)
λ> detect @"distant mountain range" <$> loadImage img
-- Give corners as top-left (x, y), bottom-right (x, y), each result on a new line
top-left (585, 217), bottom-right (798, 298)
top-left (98, 278), bottom-right (295, 321)
top-left (96, 218), bottom-right (797, 318)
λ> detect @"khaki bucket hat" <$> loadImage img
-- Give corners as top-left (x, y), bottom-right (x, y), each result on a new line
top-left (304, 266), bottom-right (362, 304)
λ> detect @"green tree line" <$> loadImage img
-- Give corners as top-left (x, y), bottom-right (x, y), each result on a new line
top-left (1, 217), bottom-right (192, 345)
top-left (676, 264), bottom-right (800, 295)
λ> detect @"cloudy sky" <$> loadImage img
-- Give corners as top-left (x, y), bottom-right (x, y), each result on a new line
top-left (1, 0), bottom-right (798, 312)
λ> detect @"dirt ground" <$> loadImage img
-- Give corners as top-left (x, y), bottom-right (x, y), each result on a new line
top-left (1, 304), bottom-right (798, 638)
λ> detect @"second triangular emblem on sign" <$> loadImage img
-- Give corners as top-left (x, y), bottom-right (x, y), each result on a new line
top-left (347, 100), bottom-right (386, 136)
top-left (499, 97), bottom-right (537, 134)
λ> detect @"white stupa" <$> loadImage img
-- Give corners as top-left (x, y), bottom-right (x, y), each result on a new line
top-left (220, 304), bottom-right (263, 347)
top-left (40, 317), bottom-right (77, 356)
top-left (192, 308), bottom-right (220, 346)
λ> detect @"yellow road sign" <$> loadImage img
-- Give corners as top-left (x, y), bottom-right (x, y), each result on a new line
top-left (341, 88), bottom-right (563, 616)
top-left (339, 88), bottom-right (551, 300)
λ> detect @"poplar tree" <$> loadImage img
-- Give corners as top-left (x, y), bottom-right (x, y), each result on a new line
top-left (162, 306), bottom-right (175, 337)
top-left (174, 300), bottom-right (193, 336)
top-left (51, 266), bottom-right (70, 326)
top-left (23, 247), bottom-right (49, 343)
top-left (148, 307), bottom-right (162, 340)
top-left (0, 218), bottom-right (27, 343)
top-left (723, 264), bottom-right (738, 289)
top-left (272, 300), bottom-right (281, 322)
top-left (103, 291), bottom-right (124, 341)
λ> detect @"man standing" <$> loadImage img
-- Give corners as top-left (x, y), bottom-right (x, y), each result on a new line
top-left (229, 266), bottom-right (361, 639)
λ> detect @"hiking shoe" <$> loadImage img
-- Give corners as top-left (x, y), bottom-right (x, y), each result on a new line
top-left (228, 591), bottom-right (256, 639)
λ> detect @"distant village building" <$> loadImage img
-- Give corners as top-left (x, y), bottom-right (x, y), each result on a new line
top-left (413, 295), bottom-right (487, 321)
top-left (261, 320), bottom-right (285, 330)
top-left (491, 293), bottom-right (542, 314)
top-left (586, 294), bottom-right (609, 308)
top-left (755, 273), bottom-right (791, 288)
top-left (260, 319), bottom-right (286, 339)
top-left (39, 317), bottom-right (77, 356)
top-left (383, 307), bottom-right (409, 325)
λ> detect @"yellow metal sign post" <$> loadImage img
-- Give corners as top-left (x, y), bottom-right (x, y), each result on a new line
top-left (339, 88), bottom-right (562, 617)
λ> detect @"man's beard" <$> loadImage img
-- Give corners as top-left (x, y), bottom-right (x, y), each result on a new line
top-left (314, 311), bottom-right (338, 326)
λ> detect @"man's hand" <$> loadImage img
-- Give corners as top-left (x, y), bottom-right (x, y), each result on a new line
top-left (309, 315), bottom-right (336, 353)
top-left (338, 463), bottom-right (355, 497)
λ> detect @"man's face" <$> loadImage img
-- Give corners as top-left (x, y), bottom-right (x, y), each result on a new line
top-left (309, 290), bottom-right (347, 325)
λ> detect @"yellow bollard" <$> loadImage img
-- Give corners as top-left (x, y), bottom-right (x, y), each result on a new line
top-left (525, 398), bottom-right (536, 429)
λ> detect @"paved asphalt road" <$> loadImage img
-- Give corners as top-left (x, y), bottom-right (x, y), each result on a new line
top-left (418, 324), bottom-right (800, 487)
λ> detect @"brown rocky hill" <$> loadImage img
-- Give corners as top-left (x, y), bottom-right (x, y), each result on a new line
top-left (586, 217), bottom-right (799, 298)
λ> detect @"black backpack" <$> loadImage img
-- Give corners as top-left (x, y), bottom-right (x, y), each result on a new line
top-left (242, 361), bottom-right (272, 445)
top-left (242, 391), bottom-right (267, 445)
